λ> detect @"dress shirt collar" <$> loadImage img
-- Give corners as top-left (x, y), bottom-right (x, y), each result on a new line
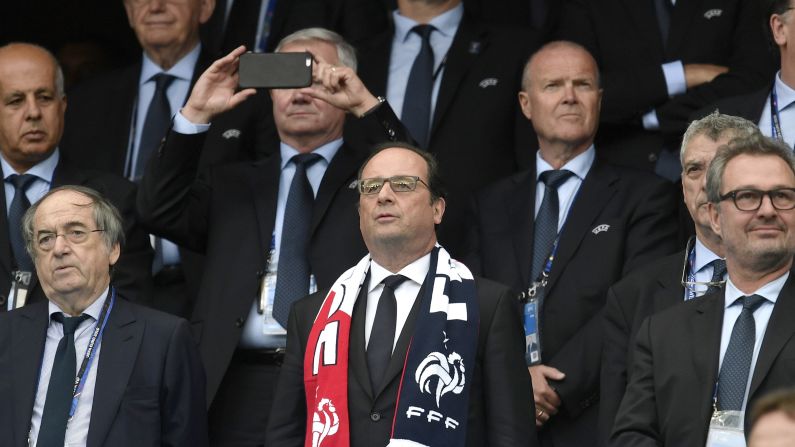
top-left (0, 147), bottom-right (59, 180)
top-left (774, 70), bottom-right (795, 112)
top-left (139, 43), bottom-right (201, 86)
top-left (724, 272), bottom-right (787, 309)
top-left (393, 2), bottom-right (464, 43)
top-left (48, 285), bottom-right (110, 323)
top-left (535, 144), bottom-right (595, 181)
top-left (693, 237), bottom-right (722, 274)
top-left (368, 252), bottom-right (432, 294)
top-left (279, 138), bottom-right (342, 169)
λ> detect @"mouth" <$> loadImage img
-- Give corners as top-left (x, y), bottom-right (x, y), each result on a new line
top-left (749, 225), bottom-right (785, 236)
top-left (375, 212), bottom-right (397, 222)
top-left (23, 130), bottom-right (46, 140)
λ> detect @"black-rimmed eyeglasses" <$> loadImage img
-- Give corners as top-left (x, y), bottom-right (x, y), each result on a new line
top-left (358, 176), bottom-right (429, 195)
top-left (719, 188), bottom-right (795, 211)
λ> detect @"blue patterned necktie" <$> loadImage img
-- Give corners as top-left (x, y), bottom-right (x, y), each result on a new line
top-left (716, 294), bottom-right (767, 411)
top-left (135, 73), bottom-right (175, 182)
top-left (705, 259), bottom-right (727, 295)
top-left (272, 153), bottom-right (322, 327)
top-left (7, 173), bottom-right (36, 271)
top-left (531, 170), bottom-right (574, 280)
top-left (401, 24), bottom-right (436, 148)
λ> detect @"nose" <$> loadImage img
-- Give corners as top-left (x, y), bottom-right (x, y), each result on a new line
top-left (756, 193), bottom-right (778, 218)
top-left (376, 181), bottom-right (396, 204)
top-left (562, 83), bottom-right (578, 104)
top-left (291, 88), bottom-right (312, 104)
top-left (146, 0), bottom-right (167, 11)
top-left (25, 96), bottom-right (42, 120)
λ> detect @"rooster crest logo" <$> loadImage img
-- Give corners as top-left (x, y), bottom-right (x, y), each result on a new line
top-left (311, 398), bottom-right (340, 447)
top-left (415, 348), bottom-right (466, 407)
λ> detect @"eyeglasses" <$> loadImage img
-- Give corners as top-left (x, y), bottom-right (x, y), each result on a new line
top-left (680, 237), bottom-right (725, 293)
top-left (358, 176), bottom-right (429, 195)
top-left (719, 188), bottom-right (795, 211)
top-left (36, 229), bottom-right (105, 251)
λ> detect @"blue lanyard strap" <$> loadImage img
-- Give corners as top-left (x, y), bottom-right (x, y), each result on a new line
top-left (68, 287), bottom-right (115, 420)
top-left (771, 86), bottom-right (786, 143)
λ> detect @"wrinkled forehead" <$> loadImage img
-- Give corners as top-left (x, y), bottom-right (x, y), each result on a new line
top-left (722, 154), bottom-right (795, 190)
top-left (34, 192), bottom-right (95, 230)
top-left (361, 148), bottom-right (429, 180)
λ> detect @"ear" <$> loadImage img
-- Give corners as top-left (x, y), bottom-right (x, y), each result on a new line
top-left (123, 1), bottom-right (135, 28)
top-left (199, 0), bottom-right (216, 24)
top-left (708, 202), bottom-right (722, 238)
top-left (109, 242), bottom-right (121, 267)
top-left (518, 91), bottom-right (533, 121)
top-left (432, 197), bottom-right (446, 225)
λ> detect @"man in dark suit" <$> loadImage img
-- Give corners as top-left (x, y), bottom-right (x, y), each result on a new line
top-left (612, 134), bottom-right (795, 445)
top-left (266, 143), bottom-right (536, 446)
top-left (559, 0), bottom-right (776, 175)
top-left (699, 0), bottom-right (795, 149)
top-left (599, 112), bottom-right (760, 444)
top-left (352, 0), bottom-right (539, 255)
top-left (137, 29), bottom-right (409, 445)
top-left (464, 41), bottom-right (679, 447)
top-left (60, 0), bottom-right (219, 318)
top-left (0, 185), bottom-right (207, 447)
top-left (0, 43), bottom-right (152, 310)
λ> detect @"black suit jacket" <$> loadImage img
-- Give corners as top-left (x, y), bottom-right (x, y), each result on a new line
top-left (464, 159), bottom-right (679, 446)
top-left (695, 84), bottom-right (770, 124)
top-left (0, 160), bottom-right (153, 309)
top-left (136, 104), bottom-right (408, 404)
top-left (599, 251), bottom-right (684, 445)
top-left (611, 274), bottom-right (795, 445)
top-left (352, 15), bottom-right (539, 256)
top-left (0, 296), bottom-right (208, 447)
top-left (559, 0), bottom-right (776, 169)
top-left (266, 275), bottom-right (537, 446)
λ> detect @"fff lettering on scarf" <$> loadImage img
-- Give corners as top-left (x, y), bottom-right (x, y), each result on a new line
top-left (405, 406), bottom-right (460, 429)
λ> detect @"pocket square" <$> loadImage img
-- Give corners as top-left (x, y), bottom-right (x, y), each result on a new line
top-left (222, 129), bottom-right (241, 139)
top-left (592, 224), bottom-right (610, 235)
top-left (479, 78), bottom-right (499, 88)
top-left (703, 9), bottom-right (722, 19)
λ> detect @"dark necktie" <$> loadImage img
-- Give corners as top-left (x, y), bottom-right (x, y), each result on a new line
top-left (706, 259), bottom-right (727, 295)
top-left (135, 73), bottom-right (176, 182)
top-left (653, 0), bottom-right (673, 48)
top-left (7, 173), bottom-right (37, 272)
top-left (716, 294), bottom-right (767, 411)
top-left (367, 274), bottom-right (408, 391)
top-left (272, 153), bottom-right (322, 327)
top-left (401, 24), bottom-right (436, 148)
top-left (38, 313), bottom-right (91, 446)
top-left (531, 170), bottom-right (574, 280)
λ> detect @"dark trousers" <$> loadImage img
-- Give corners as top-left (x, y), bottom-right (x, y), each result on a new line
top-left (208, 352), bottom-right (282, 446)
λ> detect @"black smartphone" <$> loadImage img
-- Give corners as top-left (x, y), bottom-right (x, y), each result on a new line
top-left (238, 52), bottom-right (313, 89)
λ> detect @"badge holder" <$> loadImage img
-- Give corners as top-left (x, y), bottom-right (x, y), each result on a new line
top-left (8, 270), bottom-right (31, 310)
top-left (706, 409), bottom-right (745, 447)
top-left (520, 271), bottom-right (548, 366)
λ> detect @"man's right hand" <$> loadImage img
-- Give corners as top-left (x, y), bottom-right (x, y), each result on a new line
top-left (684, 64), bottom-right (729, 89)
top-left (181, 46), bottom-right (257, 124)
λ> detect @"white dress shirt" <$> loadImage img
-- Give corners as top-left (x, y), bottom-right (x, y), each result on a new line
top-left (364, 253), bottom-right (431, 352)
top-left (534, 145), bottom-right (595, 230)
top-left (29, 287), bottom-right (110, 447)
top-left (719, 273), bottom-right (786, 411)
top-left (758, 70), bottom-right (795, 149)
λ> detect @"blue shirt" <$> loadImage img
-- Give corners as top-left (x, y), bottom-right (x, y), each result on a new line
top-left (719, 272), bottom-right (786, 411)
top-left (238, 140), bottom-right (342, 348)
top-left (534, 145), bottom-right (595, 230)
top-left (1, 148), bottom-right (58, 214)
top-left (684, 238), bottom-right (724, 299)
top-left (29, 287), bottom-right (109, 447)
top-left (387, 3), bottom-right (463, 123)
top-left (758, 71), bottom-right (795, 149)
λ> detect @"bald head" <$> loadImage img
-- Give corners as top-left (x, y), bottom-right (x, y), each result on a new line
top-left (522, 41), bottom-right (600, 92)
top-left (0, 43), bottom-right (67, 173)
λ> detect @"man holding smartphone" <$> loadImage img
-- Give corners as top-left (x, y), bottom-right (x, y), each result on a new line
top-left (137, 28), bottom-right (409, 446)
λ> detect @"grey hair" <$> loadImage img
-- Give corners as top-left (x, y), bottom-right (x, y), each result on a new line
top-left (680, 111), bottom-right (761, 165)
top-left (275, 27), bottom-right (357, 72)
top-left (22, 185), bottom-right (125, 259)
top-left (0, 42), bottom-right (65, 97)
top-left (521, 40), bottom-right (601, 92)
top-left (706, 134), bottom-right (795, 203)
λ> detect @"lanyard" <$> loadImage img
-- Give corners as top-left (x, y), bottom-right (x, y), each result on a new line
top-left (685, 242), bottom-right (698, 300)
top-left (771, 86), bottom-right (787, 144)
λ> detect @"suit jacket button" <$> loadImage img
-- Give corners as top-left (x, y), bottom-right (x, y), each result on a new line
top-left (370, 412), bottom-right (381, 422)
top-left (235, 317), bottom-right (245, 328)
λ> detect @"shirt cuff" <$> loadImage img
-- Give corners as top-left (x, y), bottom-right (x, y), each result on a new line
top-left (662, 60), bottom-right (686, 97)
top-left (642, 109), bottom-right (660, 130)
top-left (173, 111), bottom-right (210, 134)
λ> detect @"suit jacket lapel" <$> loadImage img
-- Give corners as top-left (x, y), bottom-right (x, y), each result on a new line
top-left (310, 144), bottom-right (359, 235)
top-left (111, 64), bottom-right (140, 176)
top-left (510, 170), bottom-right (536, 289)
top-left (667, 0), bottom-right (702, 55)
top-left (748, 274), bottom-right (795, 399)
top-left (621, 0), bottom-right (665, 57)
top-left (545, 161), bottom-right (617, 293)
top-left (653, 251), bottom-right (687, 310)
top-left (0, 165), bottom-right (13, 280)
top-left (87, 298), bottom-right (143, 447)
top-left (249, 156), bottom-right (281, 262)
top-left (358, 29), bottom-right (393, 97)
top-left (11, 302), bottom-right (48, 442)
top-left (430, 18), bottom-right (484, 141)
top-left (690, 293), bottom-right (723, 391)
top-left (349, 276), bottom-right (374, 401)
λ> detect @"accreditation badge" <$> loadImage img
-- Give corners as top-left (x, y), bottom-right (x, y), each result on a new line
top-left (8, 270), bottom-right (31, 310)
top-left (523, 298), bottom-right (542, 365)
top-left (705, 410), bottom-right (746, 447)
